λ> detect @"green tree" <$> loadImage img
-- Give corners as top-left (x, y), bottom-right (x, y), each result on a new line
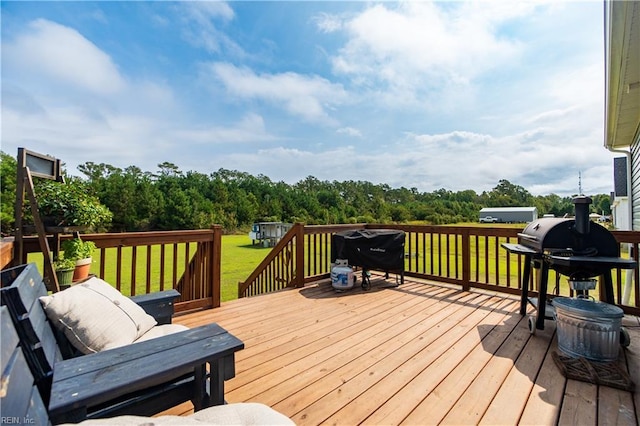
top-left (484, 179), bottom-right (534, 207)
top-left (591, 193), bottom-right (612, 216)
top-left (0, 151), bottom-right (17, 234)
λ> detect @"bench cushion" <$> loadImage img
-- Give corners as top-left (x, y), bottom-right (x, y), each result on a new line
top-left (134, 323), bottom-right (189, 343)
top-left (60, 403), bottom-right (295, 425)
top-left (39, 277), bottom-right (157, 354)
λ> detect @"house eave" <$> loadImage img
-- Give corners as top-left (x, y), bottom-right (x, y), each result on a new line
top-left (605, 0), bottom-right (640, 151)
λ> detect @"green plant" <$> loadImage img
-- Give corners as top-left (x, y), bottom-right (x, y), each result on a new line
top-left (34, 179), bottom-right (112, 230)
top-left (53, 258), bottom-right (76, 271)
top-left (61, 238), bottom-right (97, 261)
top-left (53, 257), bottom-right (76, 271)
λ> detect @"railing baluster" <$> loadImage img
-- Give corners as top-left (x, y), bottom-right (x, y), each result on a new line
top-left (445, 233), bottom-right (450, 278)
top-left (146, 244), bottom-right (152, 294)
top-left (172, 244), bottom-right (178, 294)
top-left (454, 234), bottom-right (459, 279)
top-left (160, 244), bottom-right (166, 291)
top-left (430, 232), bottom-right (434, 275)
top-left (474, 235), bottom-right (479, 282)
top-left (505, 237), bottom-right (511, 288)
top-left (131, 246), bottom-right (137, 295)
top-left (494, 236), bottom-right (500, 286)
top-left (116, 246), bottom-right (123, 292)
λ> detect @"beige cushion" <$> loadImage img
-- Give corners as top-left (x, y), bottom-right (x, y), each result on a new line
top-left (134, 324), bottom-right (189, 343)
top-left (40, 277), bottom-right (157, 354)
top-left (63, 403), bottom-right (295, 425)
top-left (190, 402), bottom-right (295, 425)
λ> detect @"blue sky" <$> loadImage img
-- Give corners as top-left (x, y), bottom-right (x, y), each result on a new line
top-left (1, 1), bottom-right (613, 196)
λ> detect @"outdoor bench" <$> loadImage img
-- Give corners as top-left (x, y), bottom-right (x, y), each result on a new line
top-left (0, 263), bottom-right (244, 424)
top-left (1, 305), bottom-right (292, 426)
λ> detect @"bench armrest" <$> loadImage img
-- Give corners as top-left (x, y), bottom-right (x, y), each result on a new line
top-left (129, 289), bottom-right (180, 325)
top-left (49, 323), bottom-right (244, 424)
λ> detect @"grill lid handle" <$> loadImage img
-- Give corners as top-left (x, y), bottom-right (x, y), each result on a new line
top-left (517, 232), bottom-right (538, 241)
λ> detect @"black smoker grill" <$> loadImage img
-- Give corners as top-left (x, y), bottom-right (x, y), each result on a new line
top-left (502, 196), bottom-right (636, 333)
top-left (331, 229), bottom-right (405, 290)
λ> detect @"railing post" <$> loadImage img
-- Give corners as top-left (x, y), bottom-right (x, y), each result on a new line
top-left (212, 225), bottom-right (222, 308)
top-left (461, 228), bottom-right (471, 291)
top-left (295, 222), bottom-right (305, 288)
top-left (0, 238), bottom-right (15, 270)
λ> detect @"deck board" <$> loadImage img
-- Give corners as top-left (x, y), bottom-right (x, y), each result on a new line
top-left (167, 274), bottom-right (640, 425)
top-left (370, 297), bottom-right (519, 425)
top-left (479, 320), bottom-right (556, 425)
top-left (304, 294), bottom-right (503, 425)
top-left (624, 315), bottom-right (640, 424)
top-left (518, 336), bottom-right (565, 425)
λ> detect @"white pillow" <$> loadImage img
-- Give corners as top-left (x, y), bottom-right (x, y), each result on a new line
top-left (134, 324), bottom-right (189, 343)
top-left (40, 277), bottom-right (157, 354)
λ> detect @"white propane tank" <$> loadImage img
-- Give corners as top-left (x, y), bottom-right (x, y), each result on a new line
top-left (331, 261), bottom-right (355, 291)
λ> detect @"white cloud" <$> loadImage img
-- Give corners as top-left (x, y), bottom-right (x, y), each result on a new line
top-left (213, 145), bottom-right (360, 183)
top-left (179, 1), bottom-right (243, 56)
top-left (337, 127), bottom-right (362, 138)
top-left (0, 17), bottom-right (259, 173)
top-left (327, 1), bottom-right (525, 105)
top-left (392, 127), bottom-right (614, 195)
top-left (2, 19), bottom-right (126, 95)
top-left (313, 12), bottom-right (343, 33)
top-left (173, 113), bottom-right (277, 145)
top-left (207, 62), bottom-right (348, 125)
top-left (182, 1), bottom-right (234, 23)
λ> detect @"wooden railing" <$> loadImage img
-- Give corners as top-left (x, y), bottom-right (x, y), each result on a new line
top-left (239, 223), bottom-right (640, 316)
top-left (237, 223), bottom-right (364, 297)
top-left (7, 223), bottom-right (640, 316)
top-left (237, 225), bottom-right (298, 297)
top-left (15, 227), bottom-right (223, 314)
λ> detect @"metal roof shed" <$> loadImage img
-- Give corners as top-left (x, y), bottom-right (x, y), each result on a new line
top-left (479, 207), bottom-right (538, 223)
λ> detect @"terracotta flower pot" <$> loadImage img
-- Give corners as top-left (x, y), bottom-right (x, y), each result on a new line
top-left (72, 257), bottom-right (92, 282)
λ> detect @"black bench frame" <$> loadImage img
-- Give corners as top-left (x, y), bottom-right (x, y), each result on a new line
top-left (1, 263), bottom-right (244, 424)
top-left (2, 305), bottom-right (50, 425)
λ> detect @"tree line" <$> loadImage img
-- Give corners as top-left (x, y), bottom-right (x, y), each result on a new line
top-left (0, 152), bottom-right (612, 234)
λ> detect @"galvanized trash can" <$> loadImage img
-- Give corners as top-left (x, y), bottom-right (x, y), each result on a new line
top-left (552, 297), bottom-right (623, 362)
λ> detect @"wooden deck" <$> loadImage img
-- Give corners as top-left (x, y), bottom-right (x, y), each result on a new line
top-left (167, 274), bottom-right (640, 425)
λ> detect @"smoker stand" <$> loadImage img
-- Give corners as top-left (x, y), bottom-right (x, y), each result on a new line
top-left (501, 243), bottom-right (636, 336)
top-left (502, 243), bottom-right (551, 333)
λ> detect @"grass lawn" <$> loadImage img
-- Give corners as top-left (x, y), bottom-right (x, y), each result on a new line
top-left (219, 235), bottom-right (272, 301)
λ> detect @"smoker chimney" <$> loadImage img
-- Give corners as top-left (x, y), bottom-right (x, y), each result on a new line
top-left (573, 196), bottom-right (592, 235)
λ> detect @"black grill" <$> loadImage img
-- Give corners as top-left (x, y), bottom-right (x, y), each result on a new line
top-left (331, 229), bottom-right (405, 289)
top-left (502, 196), bottom-right (636, 332)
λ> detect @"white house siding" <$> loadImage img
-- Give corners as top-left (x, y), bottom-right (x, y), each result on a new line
top-left (631, 133), bottom-right (640, 230)
top-left (612, 196), bottom-right (630, 230)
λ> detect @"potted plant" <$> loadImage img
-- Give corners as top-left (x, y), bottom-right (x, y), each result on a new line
top-left (53, 257), bottom-right (76, 288)
top-left (33, 179), bottom-right (112, 230)
top-left (61, 238), bottom-right (97, 282)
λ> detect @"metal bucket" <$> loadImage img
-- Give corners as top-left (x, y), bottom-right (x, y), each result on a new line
top-left (552, 297), bottom-right (623, 362)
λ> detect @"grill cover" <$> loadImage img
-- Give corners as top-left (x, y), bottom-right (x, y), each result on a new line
top-left (518, 218), bottom-right (619, 257)
top-left (331, 229), bottom-right (405, 271)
